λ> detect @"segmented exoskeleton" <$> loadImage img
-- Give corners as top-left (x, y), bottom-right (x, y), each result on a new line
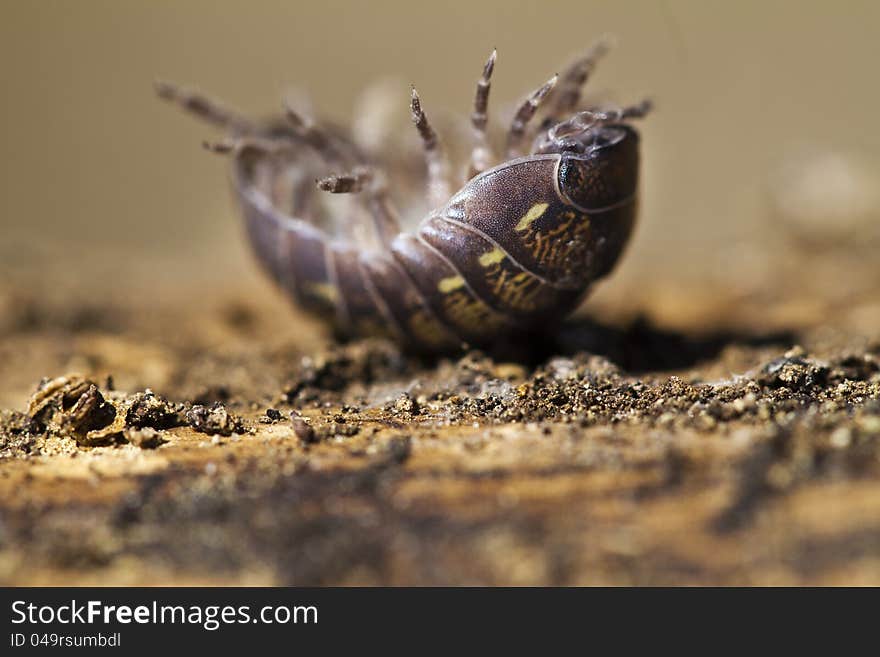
top-left (157, 39), bottom-right (650, 352)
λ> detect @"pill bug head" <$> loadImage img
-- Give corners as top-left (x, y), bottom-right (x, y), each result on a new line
top-left (517, 121), bottom-right (642, 289)
top-left (537, 122), bottom-right (640, 212)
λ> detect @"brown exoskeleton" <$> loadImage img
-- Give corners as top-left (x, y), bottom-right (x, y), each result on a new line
top-left (156, 39), bottom-right (650, 352)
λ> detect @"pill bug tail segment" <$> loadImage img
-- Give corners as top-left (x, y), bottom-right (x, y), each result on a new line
top-left (547, 35), bottom-right (615, 118)
top-left (154, 79), bottom-right (257, 135)
top-left (467, 48), bottom-right (497, 181)
top-left (410, 86), bottom-right (452, 211)
top-left (232, 147), bottom-right (460, 350)
top-left (505, 73), bottom-right (558, 159)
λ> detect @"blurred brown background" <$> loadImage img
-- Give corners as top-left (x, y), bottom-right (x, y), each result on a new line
top-left (2, 0), bottom-right (877, 280)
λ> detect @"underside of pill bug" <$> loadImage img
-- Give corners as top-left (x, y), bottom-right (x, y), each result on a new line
top-left (156, 39), bottom-right (651, 352)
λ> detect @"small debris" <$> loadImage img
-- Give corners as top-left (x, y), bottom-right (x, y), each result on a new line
top-left (0, 410), bottom-right (39, 456)
top-left (759, 356), bottom-right (829, 391)
top-left (259, 408), bottom-right (283, 423)
top-left (290, 411), bottom-right (317, 444)
top-left (26, 375), bottom-right (121, 446)
top-left (124, 427), bottom-right (166, 449)
top-left (185, 403), bottom-right (245, 436)
top-left (284, 339), bottom-right (411, 402)
top-left (126, 390), bottom-right (182, 429)
top-left (393, 393), bottom-right (419, 416)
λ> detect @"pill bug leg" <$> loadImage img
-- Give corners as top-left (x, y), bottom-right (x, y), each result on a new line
top-left (547, 36), bottom-right (613, 119)
top-left (410, 87), bottom-right (452, 211)
top-left (154, 80), bottom-right (257, 135)
top-left (282, 100), bottom-right (355, 167)
top-left (202, 136), bottom-right (293, 156)
top-left (285, 101), bottom-right (402, 245)
top-left (316, 167), bottom-right (374, 194)
top-left (505, 73), bottom-right (558, 159)
top-left (467, 49), bottom-right (497, 181)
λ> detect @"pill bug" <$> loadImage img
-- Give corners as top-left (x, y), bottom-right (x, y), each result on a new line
top-left (156, 39), bottom-right (650, 352)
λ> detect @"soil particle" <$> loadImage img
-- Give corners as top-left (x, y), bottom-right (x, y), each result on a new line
top-left (124, 427), bottom-right (166, 449)
top-left (185, 403), bottom-right (246, 437)
top-left (759, 355), bottom-right (829, 390)
top-left (290, 411), bottom-right (317, 444)
top-left (391, 393), bottom-right (419, 417)
top-left (0, 410), bottom-right (39, 456)
top-left (284, 339), bottom-right (414, 403)
top-left (126, 390), bottom-right (183, 430)
top-left (26, 376), bottom-right (119, 446)
top-left (17, 376), bottom-right (187, 448)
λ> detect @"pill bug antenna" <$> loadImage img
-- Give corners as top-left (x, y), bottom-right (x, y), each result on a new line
top-left (577, 98), bottom-right (653, 127)
top-left (549, 98), bottom-right (653, 143)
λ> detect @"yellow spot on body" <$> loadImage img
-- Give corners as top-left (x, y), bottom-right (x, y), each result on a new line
top-left (442, 290), bottom-right (506, 333)
top-left (303, 282), bottom-right (339, 304)
top-left (478, 247), bottom-right (505, 267)
top-left (515, 202), bottom-right (549, 231)
top-left (498, 272), bottom-right (542, 311)
top-left (438, 275), bottom-right (466, 293)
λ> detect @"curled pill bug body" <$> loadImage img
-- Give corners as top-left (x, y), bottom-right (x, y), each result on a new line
top-left (157, 40), bottom-right (650, 353)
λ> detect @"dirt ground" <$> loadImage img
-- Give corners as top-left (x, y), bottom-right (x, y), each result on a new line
top-left (2, 185), bottom-right (879, 586)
